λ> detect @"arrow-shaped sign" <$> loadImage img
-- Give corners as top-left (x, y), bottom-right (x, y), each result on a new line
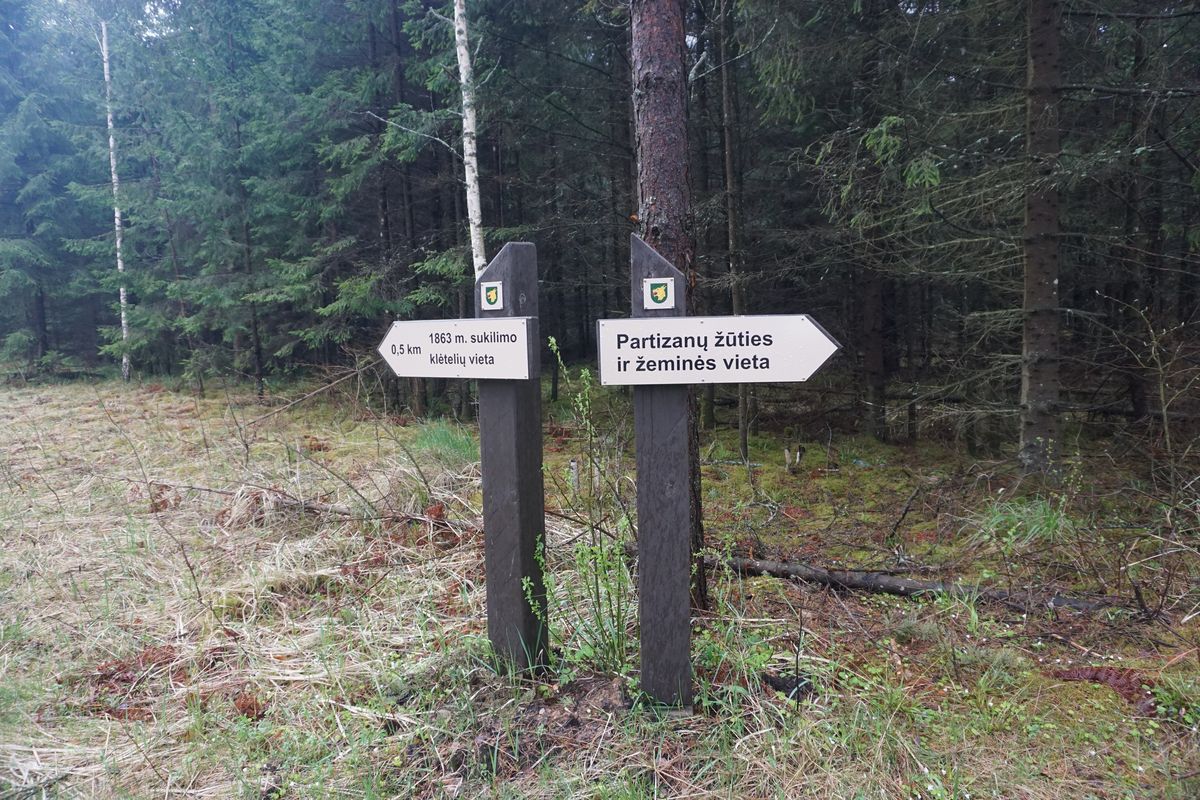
top-left (377, 318), bottom-right (531, 380)
top-left (597, 314), bottom-right (839, 386)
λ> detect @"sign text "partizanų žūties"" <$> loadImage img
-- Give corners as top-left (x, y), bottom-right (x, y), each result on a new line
top-left (597, 315), bottom-right (839, 386)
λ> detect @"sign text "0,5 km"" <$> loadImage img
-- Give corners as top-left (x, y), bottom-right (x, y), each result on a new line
top-left (377, 318), bottom-right (532, 380)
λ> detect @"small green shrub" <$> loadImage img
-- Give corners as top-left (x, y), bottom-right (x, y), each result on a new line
top-left (1153, 674), bottom-right (1200, 729)
top-left (968, 495), bottom-right (1077, 555)
top-left (889, 611), bottom-right (941, 645)
top-left (0, 330), bottom-right (34, 365)
top-left (531, 339), bottom-right (636, 681)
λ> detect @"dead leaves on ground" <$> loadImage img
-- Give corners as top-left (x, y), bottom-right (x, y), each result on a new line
top-left (124, 481), bottom-right (183, 514)
top-left (67, 638), bottom-right (278, 725)
top-left (64, 644), bottom-right (180, 722)
top-left (233, 691), bottom-right (268, 720)
top-left (396, 677), bottom-right (630, 798)
top-left (1049, 666), bottom-right (1158, 715)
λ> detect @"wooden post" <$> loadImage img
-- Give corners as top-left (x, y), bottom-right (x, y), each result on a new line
top-left (630, 234), bottom-right (692, 705)
top-left (475, 242), bottom-right (547, 669)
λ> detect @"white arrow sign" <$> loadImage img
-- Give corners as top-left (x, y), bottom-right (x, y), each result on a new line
top-left (597, 314), bottom-right (839, 386)
top-left (377, 318), bottom-right (531, 380)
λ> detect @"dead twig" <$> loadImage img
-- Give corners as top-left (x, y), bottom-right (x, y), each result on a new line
top-left (244, 363), bottom-right (380, 428)
top-left (889, 485), bottom-right (922, 539)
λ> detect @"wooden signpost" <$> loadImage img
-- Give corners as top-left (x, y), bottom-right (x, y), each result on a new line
top-left (377, 242), bottom-right (546, 670)
top-left (628, 235), bottom-right (695, 705)
top-left (474, 243), bottom-right (546, 669)
top-left (378, 237), bottom-right (837, 699)
top-left (605, 235), bottom-right (841, 706)
top-left (378, 318), bottom-right (531, 380)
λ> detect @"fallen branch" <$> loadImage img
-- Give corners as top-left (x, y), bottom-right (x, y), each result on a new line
top-left (97, 474), bottom-right (454, 528)
top-left (708, 552), bottom-right (1112, 613)
top-left (244, 361), bottom-right (381, 428)
top-left (261, 491), bottom-right (356, 517)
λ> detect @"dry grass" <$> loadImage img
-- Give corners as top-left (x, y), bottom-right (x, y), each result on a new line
top-left (0, 379), bottom-right (1196, 799)
top-left (0, 382), bottom-right (488, 796)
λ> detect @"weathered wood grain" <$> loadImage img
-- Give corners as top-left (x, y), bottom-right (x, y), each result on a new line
top-left (475, 242), bottom-right (546, 670)
top-left (631, 234), bottom-right (692, 706)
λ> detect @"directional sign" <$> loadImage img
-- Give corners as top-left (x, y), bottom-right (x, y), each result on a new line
top-left (377, 318), bottom-right (531, 380)
top-left (597, 314), bottom-right (839, 386)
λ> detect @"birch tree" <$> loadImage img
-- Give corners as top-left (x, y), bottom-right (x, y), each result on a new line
top-left (452, 0), bottom-right (486, 276)
top-left (98, 18), bottom-right (129, 382)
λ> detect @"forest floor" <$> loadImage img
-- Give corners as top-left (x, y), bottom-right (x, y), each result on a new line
top-left (0, 376), bottom-right (1197, 799)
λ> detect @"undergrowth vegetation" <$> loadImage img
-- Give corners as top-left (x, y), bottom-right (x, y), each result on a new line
top-left (0, 378), bottom-right (1196, 798)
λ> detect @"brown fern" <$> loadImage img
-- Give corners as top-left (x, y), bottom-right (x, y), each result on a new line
top-left (1050, 666), bottom-right (1157, 715)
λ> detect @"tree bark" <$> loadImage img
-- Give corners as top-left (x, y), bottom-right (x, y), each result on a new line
top-left (862, 271), bottom-right (888, 441)
top-left (692, 13), bottom-right (716, 432)
top-left (453, 0), bottom-right (486, 276)
top-left (31, 283), bottom-right (48, 363)
top-left (1018, 0), bottom-right (1063, 474)
top-left (100, 20), bottom-right (130, 382)
top-left (631, 0), bottom-right (706, 613)
top-left (719, 0), bottom-right (752, 460)
top-left (632, 2), bottom-right (692, 274)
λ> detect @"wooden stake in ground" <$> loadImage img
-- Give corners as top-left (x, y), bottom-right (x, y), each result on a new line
top-left (99, 20), bottom-right (129, 382)
top-left (630, 235), bottom-right (693, 706)
top-left (475, 243), bottom-right (546, 669)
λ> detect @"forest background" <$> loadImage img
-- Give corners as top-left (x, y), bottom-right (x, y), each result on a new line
top-left (3, 2), bottom-right (1200, 796)
top-left (3, 0), bottom-right (1197, 473)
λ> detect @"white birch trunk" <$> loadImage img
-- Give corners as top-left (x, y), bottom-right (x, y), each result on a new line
top-left (101, 20), bottom-right (130, 382)
top-left (453, 0), bottom-right (486, 276)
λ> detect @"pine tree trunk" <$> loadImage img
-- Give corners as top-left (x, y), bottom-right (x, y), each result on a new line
top-left (31, 283), bottom-right (48, 363)
top-left (100, 21), bottom-right (130, 382)
top-left (452, 162), bottom-right (471, 420)
top-left (857, 1), bottom-right (895, 443)
top-left (863, 272), bottom-right (888, 441)
top-left (368, 21), bottom-right (392, 254)
top-left (1114, 23), bottom-right (1150, 421)
top-left (233, 117), bottom-right (265, 399)
top-left (905, 280), bottom-right (920, 441)
top-left (547, 130), bottom-right (566, 400)
top-left (695, 51), bottom-right (718, 431)
top-left (1018, 0), bottom-right (1063, 474)
top-left (389, 2), bottom-right (417, 254)
top-left (719, 0), bottom-right (751, 460)
top-left (242, 218), bottom-right (265, 399)
top-left (631, 0), bottom-right (706, 612)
